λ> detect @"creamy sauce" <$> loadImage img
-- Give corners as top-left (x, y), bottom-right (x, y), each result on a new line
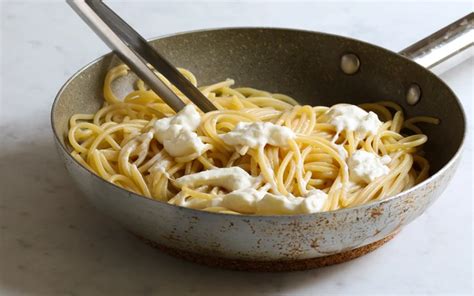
top-left (335, 144), bottom-right (348, 160)
top-left (174, 167), bottom-right (257, 192)
top-left (153, 105), bottom-right (205, 157)
top-left (124, 131), bottom-right (153, 152)
top-left (348, 150), bottom-right (391, 183)
top-left (221, 122), bottom-right (295, 154)
top-left (325, 104), bottom-right (382, 139)
top-left (149, 158), bottom-right (171, 176)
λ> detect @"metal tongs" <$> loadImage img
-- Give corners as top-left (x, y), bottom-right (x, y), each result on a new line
top-left (67, 0), bottom-right (217, 113)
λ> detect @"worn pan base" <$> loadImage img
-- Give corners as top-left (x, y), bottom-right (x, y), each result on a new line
top-left (137, 232), bottom-right (398, 272)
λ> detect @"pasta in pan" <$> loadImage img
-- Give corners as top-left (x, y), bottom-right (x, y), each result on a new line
top-left (68, 64), bottom-right (438, 215)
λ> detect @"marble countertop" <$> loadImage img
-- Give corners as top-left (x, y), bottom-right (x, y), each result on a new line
top-left (1, 2), bottom-right (472, 295)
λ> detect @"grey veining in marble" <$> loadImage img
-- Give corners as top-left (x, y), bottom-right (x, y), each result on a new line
top-left (0, 1), bottom-right (472, 295)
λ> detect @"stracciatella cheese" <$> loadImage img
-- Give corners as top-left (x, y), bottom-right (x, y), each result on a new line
top-left (221, 122), bottom-right (295, 154)
top-left (153, 105), bottom-right (206, 157)
top-left (157, 104), bottom-right (387, 212)
top-left (220, 189), bottom-right (328, 215)
top-left (256, 190), bottom-right (328, 215)
top-left (174, 167), bottom-right (257, 192)
top-left (348, 150), bottom-right (391, 183)
top-left (220, 188), bottom-right (266, 214)
top-left (325, 104), bottom-right (382, 138)
top-left (174, 166), bottom-right (328, 214)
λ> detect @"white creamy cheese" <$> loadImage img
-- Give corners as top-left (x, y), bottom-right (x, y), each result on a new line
top-left (153, 105), bottom-right (206, 157)
top-left (220, 188), bottom-right (265, 214)
top-left (216, 188), bottom-right (328, 215)
top-left (300, 189), bottom-right (329, 213)
top-left (325, 104), bottom-right (382, 139)
top-left (174, 167), bottom-right (256, 192)
top-left (256, 189), bottom-right (328, 215)
top-left (348, 150), bottom-right (391, 183)
top-left (175, 165), bottom-right (328, 214)
top-left (220, 122), bottom-right (295, 154)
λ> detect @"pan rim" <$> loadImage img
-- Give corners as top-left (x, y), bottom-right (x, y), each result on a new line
top-left (51, 26), bottom-right (467, 219)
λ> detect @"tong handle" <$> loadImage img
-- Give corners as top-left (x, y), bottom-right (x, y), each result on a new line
top-left (67, 0), bottom-right (217, 112)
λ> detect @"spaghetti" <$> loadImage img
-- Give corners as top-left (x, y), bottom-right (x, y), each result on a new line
top-left (68, 64), bottom-right (438, 215)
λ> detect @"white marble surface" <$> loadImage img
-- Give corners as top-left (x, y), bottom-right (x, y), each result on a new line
top-left (1, 1), bottom-right (473, 295)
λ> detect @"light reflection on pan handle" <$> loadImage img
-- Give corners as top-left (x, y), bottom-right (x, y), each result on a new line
top-left (399, 13), bottom-right (473, 74)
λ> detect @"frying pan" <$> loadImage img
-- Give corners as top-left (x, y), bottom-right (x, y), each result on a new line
top-left (51, 13), bottom-right (472, 271)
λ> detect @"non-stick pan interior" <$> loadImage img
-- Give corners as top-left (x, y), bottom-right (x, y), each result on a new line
top-left (52, 28), bottom-right (465, 174)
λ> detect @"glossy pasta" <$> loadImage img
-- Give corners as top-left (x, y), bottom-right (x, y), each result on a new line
top-left (68, 64), bottom-right (438, 215)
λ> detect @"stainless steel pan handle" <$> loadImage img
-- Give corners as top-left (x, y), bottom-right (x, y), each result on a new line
top-left (399, 13), bottom-right (473, 74)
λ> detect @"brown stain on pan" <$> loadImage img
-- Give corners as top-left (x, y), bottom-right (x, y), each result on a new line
top-left (370, 207), bottom-right (384, 218)
top-left (135, 232), bottom-right (398, 272)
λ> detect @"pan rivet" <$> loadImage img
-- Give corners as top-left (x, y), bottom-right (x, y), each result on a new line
top-left (406, 84), bottom-right (421, 105)
top-left (340, 53), bottom-right (360, 75)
